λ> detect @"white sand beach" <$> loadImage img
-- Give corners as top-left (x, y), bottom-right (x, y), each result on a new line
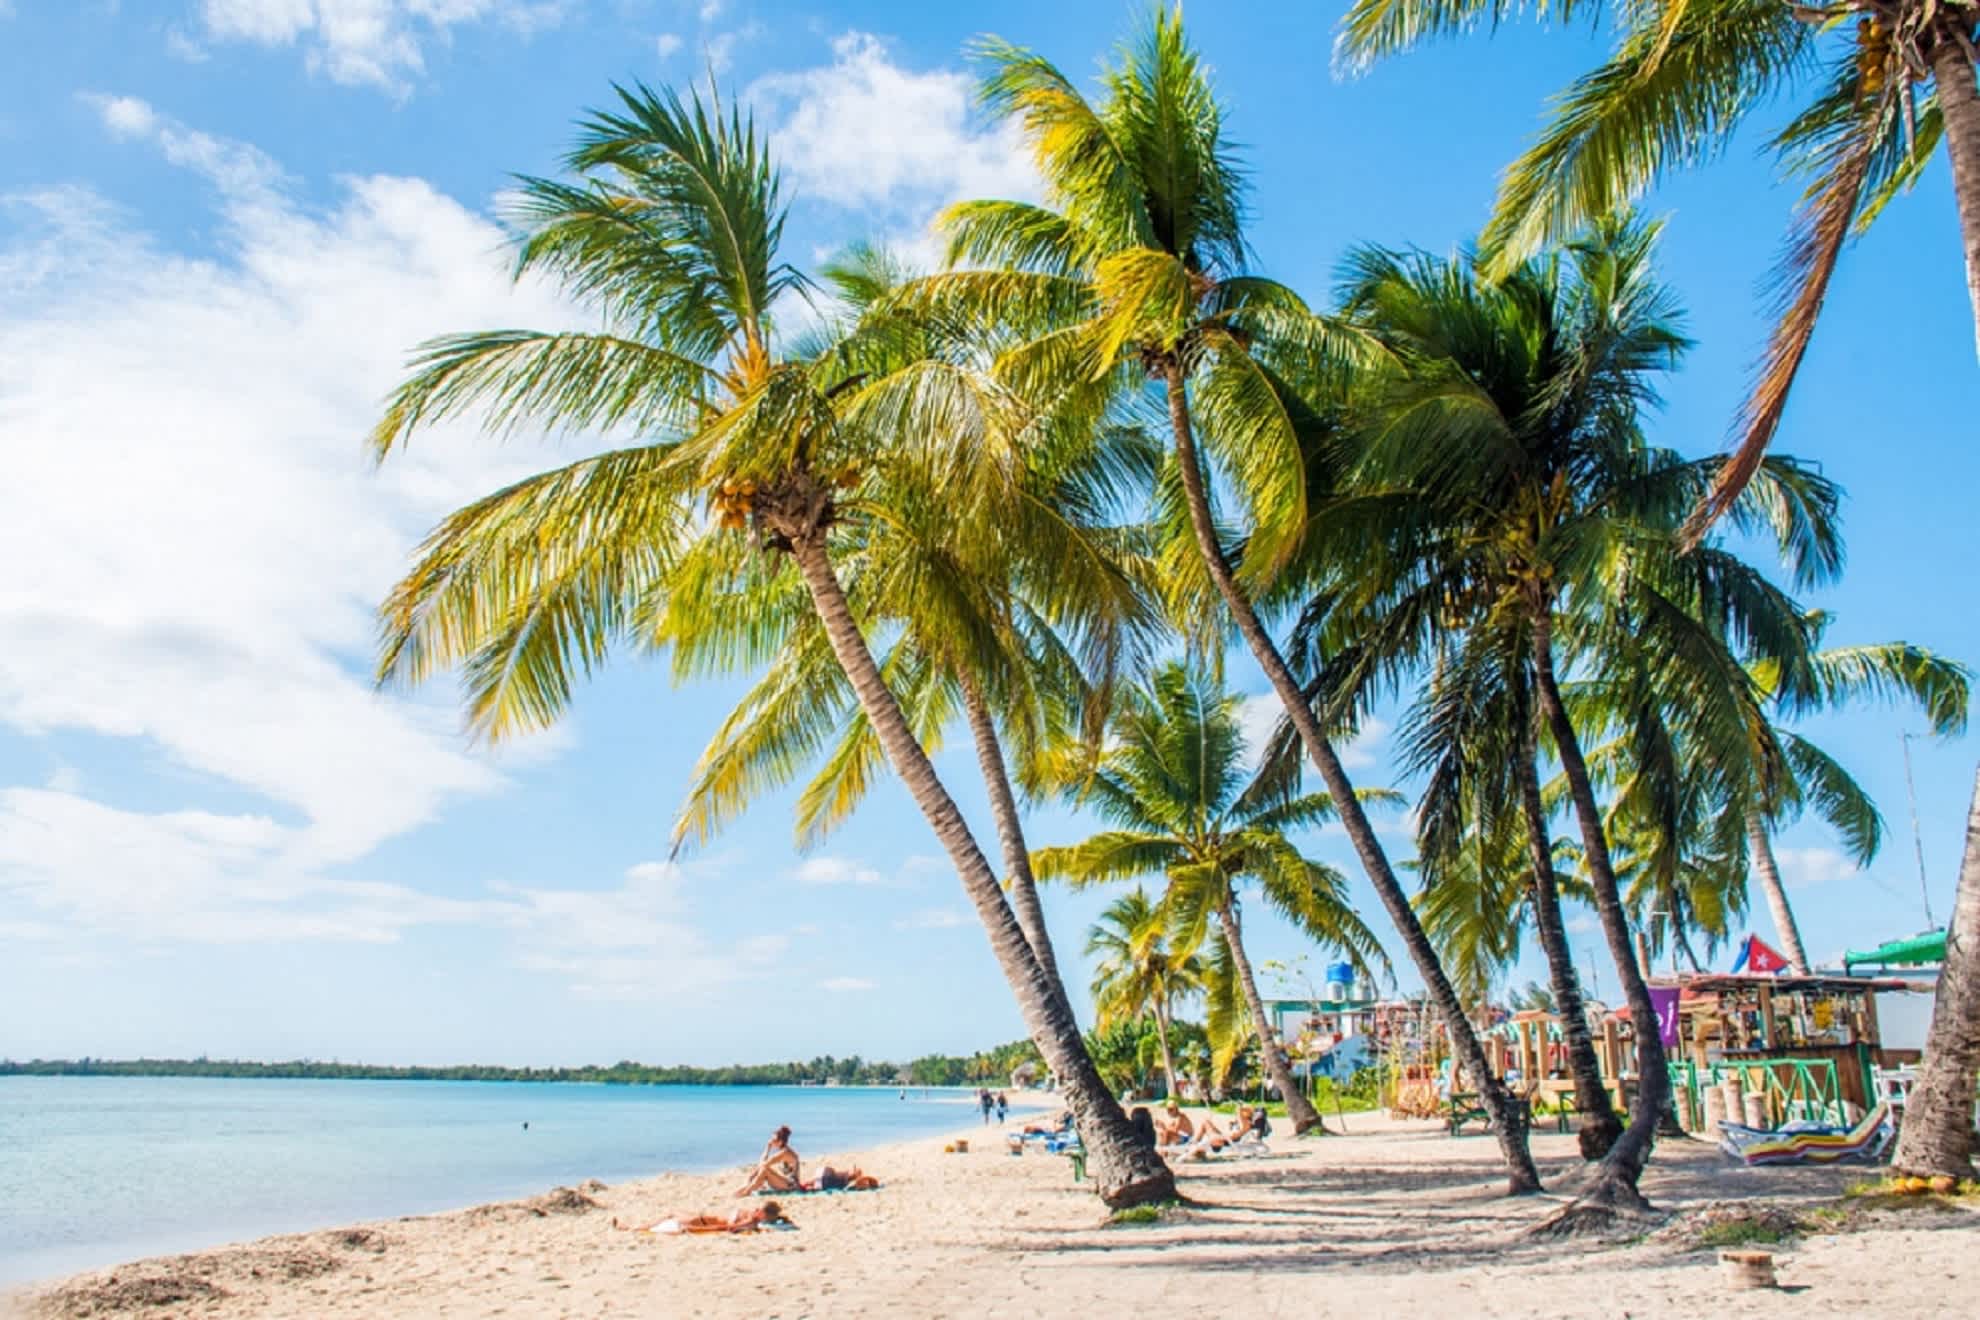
top-left (13, 1109), bottom-right (1976, 1318)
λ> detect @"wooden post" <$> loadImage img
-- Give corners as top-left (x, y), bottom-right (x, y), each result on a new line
top-left (1759, 985), bottom-right (1777, 1050)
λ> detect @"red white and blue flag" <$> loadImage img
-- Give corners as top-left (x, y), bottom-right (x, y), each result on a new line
top-left (1729, 934), bottom-right (1789, 975)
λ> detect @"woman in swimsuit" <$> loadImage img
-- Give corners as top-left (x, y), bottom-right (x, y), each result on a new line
top-left (734, 1126), bottom-right (801, 1196)
top-left (615, 1201), bottom-right (788, 1235)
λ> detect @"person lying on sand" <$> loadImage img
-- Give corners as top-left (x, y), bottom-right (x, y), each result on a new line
top-left (805, 1164), bottom-right (880, 1192)
top-left (1235, 1104), bottom-right (1271, 1142)
top-left (734, 1126), bottom-right (800, 1197)
top-left (1019, 1110), bottom-right (1072, 1138)
top-left (614, 1202), bottom-right (790, 1235)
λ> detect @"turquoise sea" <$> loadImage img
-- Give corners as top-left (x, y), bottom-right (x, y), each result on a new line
top-left (0, 1077), bottom-right (1001, 1285)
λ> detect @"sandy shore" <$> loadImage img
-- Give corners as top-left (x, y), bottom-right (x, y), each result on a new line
top-left (12, 1109), bottom-right (1977, 1318)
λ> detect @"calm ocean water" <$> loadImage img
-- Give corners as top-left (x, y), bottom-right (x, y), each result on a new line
top-left (0, 1077), bottom-right (1002, 1285)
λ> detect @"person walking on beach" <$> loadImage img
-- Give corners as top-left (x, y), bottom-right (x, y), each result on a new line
top-left (994, 1091), bottom-right (1008, 1125)
top-left (978, 1089), bottom-right (993, 1125)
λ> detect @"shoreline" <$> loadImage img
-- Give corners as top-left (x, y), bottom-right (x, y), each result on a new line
top-left (17, 1108), bottom-right (1975, 1318)
top-left (4, 1094), bottom-right (1057, 1301)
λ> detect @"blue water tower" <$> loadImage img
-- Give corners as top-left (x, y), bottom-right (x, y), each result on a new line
top-left (1324, 960), bottom-right (1354, 1001)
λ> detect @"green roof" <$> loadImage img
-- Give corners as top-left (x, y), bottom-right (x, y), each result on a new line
top-left (1843, 930), bottom-right (1946, 969)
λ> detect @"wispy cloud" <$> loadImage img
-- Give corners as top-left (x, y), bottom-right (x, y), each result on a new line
top-left (190, 0), bottom-right (569, 94)
top-left (820, 976), bottom-right (877, 993)
top-left (1774, 845), bottom-right (1860, 890)
top-left (892, 907), bottom-right (966, 931)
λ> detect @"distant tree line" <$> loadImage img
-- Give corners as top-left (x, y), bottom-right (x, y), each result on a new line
top-left (0, 1040), bottom-right (1046, 1089)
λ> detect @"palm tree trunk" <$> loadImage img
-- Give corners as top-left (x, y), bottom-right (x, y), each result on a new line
top-left (788, 532), bottom-right (1173, 1204)
top-left (1530, 608), bottom-right (1669, 1213)
top-left (1214, 896), bottom-right (1325, 1134)
top-left (1747, 814), bottom-right (1812, 976)
top-left (1154, 1002), bottom-right (1180, 1102)
top-left (1160, 358), bottom-right (1539, 1191)
top-left (1515, 732), bottom-right (1623, 1159)
top-left (959, 676), bottom-right (1067, 997)
top-left (1930, 29), bottom-right (1980, 361)
top-left (1891, 764), bottom-right (1980, 1180)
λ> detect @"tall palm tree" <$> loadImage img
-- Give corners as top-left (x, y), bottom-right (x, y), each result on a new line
top-left (1087, 887), bottom-right (1207, 1099)
top-left (1033, 663), bottom-right (1391, 1134)
top-left (1336, 0), bottom-right (1980, 540)
top-left (366, 85), bottom-right (1174, 1206)
top-left (928, 4), bottom-right (1543, 1191)
top-left (1332, 220), bottom-right (1845, 1208)
top-left (667, 245), bottom-right (1162, 1014)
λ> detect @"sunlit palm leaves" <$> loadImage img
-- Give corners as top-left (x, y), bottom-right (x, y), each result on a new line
top-left (1334, 0), bottom-right (1980, 540)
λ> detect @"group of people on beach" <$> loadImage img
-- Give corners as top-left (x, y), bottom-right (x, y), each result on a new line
top-left (618, 1125), bottom-right (881, 1236)
top-left (732, 1125), bottom-right (879, 1197)
top-left (1152, 1101), bottom-right (1271, 1158)
top-left (977, 1089), bottom-right (1007, 1125)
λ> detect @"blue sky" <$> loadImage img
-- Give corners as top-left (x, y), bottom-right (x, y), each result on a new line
top-left (0, 1), bottom-right (1973, 1068)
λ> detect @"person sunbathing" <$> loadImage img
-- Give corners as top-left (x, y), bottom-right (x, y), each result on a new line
top-left (734, 1125), bottom-right (801, 1197)
top-left (1234, 1104), bottom-right (1270, 1142)
top-left (806, 1165), bottom-right (880, 1192)
top-left (615, 1201), bottom-right (789, 1235)
top-left (1019, 1110), bottom-right (1072, 1138)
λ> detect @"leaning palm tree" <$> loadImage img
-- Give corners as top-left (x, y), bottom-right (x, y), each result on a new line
top-left (1033, 662), bottom-right (1391, 1134)
top-left (668, 245), bottom-right (1163, 1011)
top-left (1086, 887), bottom-right (1207, 1100)
top-left (1333, 219), bottom-right (1845, 1210)
top-left (927, 4), bottom-right (1543, 1191)
top-left (1336, 0), bottom-right (1980, 540)
top-left (367, 84), bottom-right (1173, 1206)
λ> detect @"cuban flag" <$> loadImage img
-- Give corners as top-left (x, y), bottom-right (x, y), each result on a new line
top-left (1730, 934), bottom-right (1789, 975)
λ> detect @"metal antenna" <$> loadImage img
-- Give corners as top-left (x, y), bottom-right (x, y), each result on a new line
top-left (1899, 732), bottom-right (1937, 930)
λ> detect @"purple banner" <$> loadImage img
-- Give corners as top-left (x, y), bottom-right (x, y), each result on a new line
top-left (1647, 987), bottom-right (1682, 1049)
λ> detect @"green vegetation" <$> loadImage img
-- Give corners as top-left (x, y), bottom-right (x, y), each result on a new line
top-left (0, 1041), bottom-right (1044, 1089)
top-left (1693, 1218), bottom-right (1797, 1249)
top-left (1107, 1200), bottom-right (1180, 1226)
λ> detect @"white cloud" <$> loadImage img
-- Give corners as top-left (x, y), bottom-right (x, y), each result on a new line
top-left (193, 0), bottom-right (569, 92)
top-left (1235, 694), bottom-right (1388, 776)
top-left (820, 976), bottom-right (876, 992)
top-left (892, 907), bottom-right (966, 931)
top-left (44, 766), bottom-right (82, 795)
top-left (790, 856), bottom-right (887, 887)
top-left (93, 94), bottom-right (158, 139)
top-left (655, 31), bottom-right (681, 57)
top-left (697, 0), bottom-right (724, 21)
top-left (0, 102), bottom-right (600, 946)
top-left (749, 32), bottom-right (1038, 267)
top-left (1774, 845), bottom-right (1859, 890)
top-left (703, 20), bottom-right (760, 74)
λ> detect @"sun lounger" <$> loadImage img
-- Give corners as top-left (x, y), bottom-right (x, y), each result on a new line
top-left (1718, 1102), bottom-right (1893, 1166)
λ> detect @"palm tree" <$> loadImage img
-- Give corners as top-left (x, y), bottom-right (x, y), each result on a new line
top-left (667, 245), bottom-right (1162, 1014)
top-left (1087, 887), bottom-right (1207, 1100)
top-left (1336, 0), bottom-right (1980, 540)
top-left (1331, 219), bottom-right (1846, 1208)
top-left (929, 4), bottom-right (1543, 1191)
top-left (1033, 662), bottom-right (1391, 1134)
top-left (366, 85), bottom-right (1174, 1206)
